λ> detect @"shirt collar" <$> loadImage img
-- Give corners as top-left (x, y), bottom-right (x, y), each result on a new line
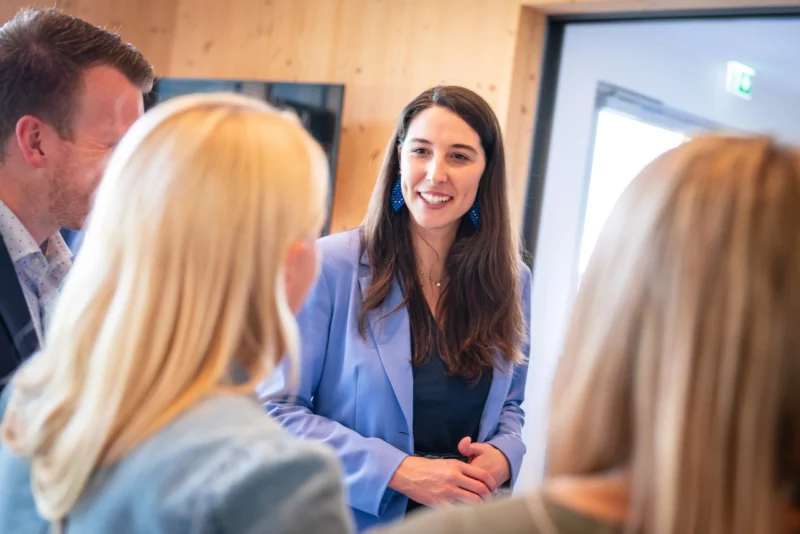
top-left (44, 230), bottom-right (73, 266)
top-left (0, 199), bottom-right (73, 264)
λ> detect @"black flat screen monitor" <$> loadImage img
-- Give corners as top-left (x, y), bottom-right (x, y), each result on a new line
top-left (147, 78), bottom-right (345, 235)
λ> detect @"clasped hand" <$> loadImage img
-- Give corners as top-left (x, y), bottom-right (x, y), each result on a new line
top-left (388, 437), bottom-right (511, 507)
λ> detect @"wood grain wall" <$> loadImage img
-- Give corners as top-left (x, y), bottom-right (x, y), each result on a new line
top-left (0, 0), bottom-right (179, 74)
top-left (529, 0), bottom-right (800, 15)
top-left (163, 0), bottom-right (539, 234)
top-left (0, 0), bottom-right (541, 234)
top-left (1, 0), bottom-right (796, 233)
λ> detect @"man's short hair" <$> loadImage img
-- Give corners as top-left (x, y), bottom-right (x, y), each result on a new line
top-left (0, 8), bottom-right (154, 160)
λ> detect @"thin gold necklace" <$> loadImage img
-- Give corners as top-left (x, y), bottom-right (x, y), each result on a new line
top-left (418, 269), bottom-right (443, 288)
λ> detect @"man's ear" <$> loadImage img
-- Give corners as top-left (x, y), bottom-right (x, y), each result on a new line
top-left (284, 239), bottom-right (308, 286)
top-left (15, 115), bottom-right (49, 168)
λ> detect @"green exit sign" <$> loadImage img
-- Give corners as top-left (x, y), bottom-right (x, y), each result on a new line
top-left (726, 61), bottom-right (755, 100)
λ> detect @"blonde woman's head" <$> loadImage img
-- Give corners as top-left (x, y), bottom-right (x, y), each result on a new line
top-left (547, 136), bottom-right (800, 534)
top-left (1, 93), bottom-right (329, 522)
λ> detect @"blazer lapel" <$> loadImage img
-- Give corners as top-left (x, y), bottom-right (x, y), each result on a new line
top-left (358, 254), bottom-right (414, 432)
top-left (0, 242), bottom-right (38, 363)
top-left (477, 358), bottom-right (513, 442)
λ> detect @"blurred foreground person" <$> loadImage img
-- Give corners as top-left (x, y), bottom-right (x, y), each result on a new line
top-left (0, 93), bottom-right (352, 534)
top-left (376, 136), bottom-right (800, 534)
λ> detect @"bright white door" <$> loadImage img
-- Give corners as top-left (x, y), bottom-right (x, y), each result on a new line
top-left (578, 109), bottom-right (688, 279)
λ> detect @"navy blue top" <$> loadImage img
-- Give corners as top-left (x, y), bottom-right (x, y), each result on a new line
top-left (407, 304), bottom-right (492, 513)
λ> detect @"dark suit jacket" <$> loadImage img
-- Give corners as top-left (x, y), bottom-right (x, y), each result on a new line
top-left (0, 240), bottom-right (38, 393)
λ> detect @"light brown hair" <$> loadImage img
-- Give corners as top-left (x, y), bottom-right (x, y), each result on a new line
top-left (548, 136), bottom-right (800, 534)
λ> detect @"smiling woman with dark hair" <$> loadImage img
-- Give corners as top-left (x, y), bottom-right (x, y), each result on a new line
top-left (260, 85), bottom-right (531, 532)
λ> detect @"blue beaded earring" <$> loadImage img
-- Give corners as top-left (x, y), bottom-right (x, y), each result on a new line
top-left (390, 179), bottom-right (405, 212)
top-left (468, 199), bottom-right (480, 228)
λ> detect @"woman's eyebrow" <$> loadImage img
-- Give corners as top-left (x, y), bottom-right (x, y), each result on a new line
top-left (408, 138), bottom-right (478, 154)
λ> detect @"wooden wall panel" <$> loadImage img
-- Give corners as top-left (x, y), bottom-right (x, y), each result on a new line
top-left (1, 0), bottom-right (537, 235)
top-left (528, 0), bottom-right (800, 14)
top-left (505, 8), bottom-right (547, 231)
top-left (166, 0), bottom-right (529, 234)
top-left (0, 0), bottom-right (178, 73)
top-left (2, 0), bottom-right (795, 234)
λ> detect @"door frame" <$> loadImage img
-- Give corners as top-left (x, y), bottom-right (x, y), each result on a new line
top-left (515, 3), bottom-right (800, 488)
top-left (521, 4), bottom-right (800, 261)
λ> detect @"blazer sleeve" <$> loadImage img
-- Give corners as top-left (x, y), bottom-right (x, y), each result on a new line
top-left (258, 269), bottom-right (408, 518)
top-left (201, 441), bottom-right (354, 534)
top-left (484, 266), bottom-right (532, 487)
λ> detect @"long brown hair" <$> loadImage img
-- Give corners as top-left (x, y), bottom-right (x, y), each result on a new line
top-left (359, 86), bottom-right (526, 379)
top-left (547, 136), bottom-right (800, 534)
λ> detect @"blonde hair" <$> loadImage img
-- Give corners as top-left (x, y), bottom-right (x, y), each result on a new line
top-left (1, 93), bottom-right (329, 522)
top-left (547, 136), bottom-right (800, 534)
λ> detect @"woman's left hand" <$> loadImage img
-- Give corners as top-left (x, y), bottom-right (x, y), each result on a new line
top-left (458, 437), bottom-right (511, 488)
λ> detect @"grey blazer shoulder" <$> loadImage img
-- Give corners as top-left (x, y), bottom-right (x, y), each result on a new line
top-left (0, 393), bottom-right (354, 534)
top-left (370, 496), bottom-right (538, 534)
top-left (370, 493), bottom-right (624, 534)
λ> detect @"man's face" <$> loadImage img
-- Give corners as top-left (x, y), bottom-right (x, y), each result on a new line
top-left (48, 66), bottom-right (143, 231)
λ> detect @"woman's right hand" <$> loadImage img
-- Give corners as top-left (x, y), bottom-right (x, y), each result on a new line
top-left (388, 456), bottom-right (498, 506)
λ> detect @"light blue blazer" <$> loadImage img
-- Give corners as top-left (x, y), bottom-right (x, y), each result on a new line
top-left (259, 229), bottom-right (532, 531)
